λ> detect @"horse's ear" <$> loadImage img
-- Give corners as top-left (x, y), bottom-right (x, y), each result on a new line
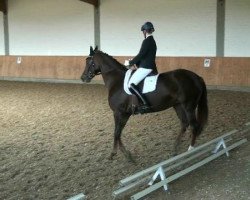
top-left (94, 46), bottom-right (98, 51)
top-left (90, 46), bottom-right (94, 56)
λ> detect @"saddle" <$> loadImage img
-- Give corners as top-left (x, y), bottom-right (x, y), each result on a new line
top-left (124, 69), bottom-right (159, 115)
top-left (123, 69), bottom-right (159, 95)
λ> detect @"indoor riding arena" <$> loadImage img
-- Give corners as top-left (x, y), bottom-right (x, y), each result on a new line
top-left (0, 1), bottom-right (249, 200)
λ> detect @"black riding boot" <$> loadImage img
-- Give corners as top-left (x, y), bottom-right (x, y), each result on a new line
top-left (129, 84), bottom-right (151, 113)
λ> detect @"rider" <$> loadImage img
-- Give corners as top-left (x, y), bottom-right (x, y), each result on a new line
top-left (128, 21), bottom-right (158, 112)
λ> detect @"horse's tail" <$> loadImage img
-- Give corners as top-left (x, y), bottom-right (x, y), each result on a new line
top-left (196, 78), bottom-right (208, 135)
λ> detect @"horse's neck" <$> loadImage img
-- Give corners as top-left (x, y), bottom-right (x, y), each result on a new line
top-left (102, 70), bottom-right (124, 90)
top-left (97, 54), bottom-right (126, 90)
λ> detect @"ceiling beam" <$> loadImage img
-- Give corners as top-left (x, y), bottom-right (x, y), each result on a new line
top-left (80, 0), bottom-right (99, 7)
top-left (0, 0), bottom-right (7, 14)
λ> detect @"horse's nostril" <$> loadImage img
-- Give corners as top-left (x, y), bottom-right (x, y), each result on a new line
top-left (81, 76), bottom-right (86, 82)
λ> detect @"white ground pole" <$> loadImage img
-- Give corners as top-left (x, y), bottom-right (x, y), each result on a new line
top-left (67, 193), bottom-right (85, 200)
top-left (113, 122), bottom-right (249, 199)
top-left (130, 139), bottom-right (247, 200)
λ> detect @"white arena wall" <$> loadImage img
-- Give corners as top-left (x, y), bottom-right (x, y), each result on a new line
top-left (225, 0), bottom-right (250, 57)
top-left (7, 0), bottom-right (94, 56)
top-left (100, 0), bottom-right (217, 57)
top-left (0, 0), bottom-right (250, 57)
top-left (0, 12), bottom-right (4, 55)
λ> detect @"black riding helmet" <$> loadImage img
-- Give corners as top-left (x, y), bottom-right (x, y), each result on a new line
top-left (141, 22), bottom-right (155, 33)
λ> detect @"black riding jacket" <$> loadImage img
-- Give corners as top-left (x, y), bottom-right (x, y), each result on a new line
top-left (129, 35), bottom-right (157, 73)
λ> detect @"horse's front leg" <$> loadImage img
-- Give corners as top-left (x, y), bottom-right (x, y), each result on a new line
top-left (110, 111), bottom-right (132, 161)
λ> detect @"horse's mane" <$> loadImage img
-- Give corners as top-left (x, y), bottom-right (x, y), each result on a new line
top-left (95, 50), bottom-right (126, 72)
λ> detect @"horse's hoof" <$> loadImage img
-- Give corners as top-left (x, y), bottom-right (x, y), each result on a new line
top-left (172, 152), bottom-right (178, 157)
top-left (126, 152), bottom-right (136, 164)
top-left (109, 152), bottom-right (117, 160)
top-left (188, 145), bottom-right (195, 151)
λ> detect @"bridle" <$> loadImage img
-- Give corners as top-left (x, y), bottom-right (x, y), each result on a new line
top-left (85, 56), bottom-right (101, 80)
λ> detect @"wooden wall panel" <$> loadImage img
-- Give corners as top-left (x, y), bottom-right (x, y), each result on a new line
top-left (0, 56), bottom-right (249, 87)
top-left (217, 58), bottom-right (250, 86)
top-left (116, 56), bottom-right (250, 87)
top-left (0, 56), bottom-right (87, 80)
top-left (155, 57), bottom-right (219, 85)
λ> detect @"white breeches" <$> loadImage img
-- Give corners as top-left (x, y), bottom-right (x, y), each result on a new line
top-left (128, 68), bottom-right (152, 87)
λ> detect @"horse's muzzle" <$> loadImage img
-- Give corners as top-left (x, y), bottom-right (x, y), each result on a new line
top-left (81, 75), bottom-right (91, 83)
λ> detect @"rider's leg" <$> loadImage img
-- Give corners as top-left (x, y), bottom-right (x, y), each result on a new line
top-left (128, 68), bottom-right (152, 106)
top-left (130, 83), bottom-right (148, 105)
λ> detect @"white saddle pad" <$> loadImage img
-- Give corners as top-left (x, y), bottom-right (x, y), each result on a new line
top-left (124, 69), bottom-right (159, 95)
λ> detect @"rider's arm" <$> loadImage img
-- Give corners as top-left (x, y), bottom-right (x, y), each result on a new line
top-left (129, 39), bottom-right (149, 66)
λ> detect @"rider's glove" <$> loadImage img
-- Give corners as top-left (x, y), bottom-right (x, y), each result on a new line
top-left (124, 60), bottom-right (130, 66)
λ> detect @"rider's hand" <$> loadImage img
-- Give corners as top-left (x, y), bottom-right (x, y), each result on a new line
top-left (130, 65), bottom-right (137, 70)
top-left (124, 60), bottom-right (130, 66)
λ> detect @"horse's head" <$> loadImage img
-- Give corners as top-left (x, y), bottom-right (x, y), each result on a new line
top-left (81, 46), bottom-right (101, 83)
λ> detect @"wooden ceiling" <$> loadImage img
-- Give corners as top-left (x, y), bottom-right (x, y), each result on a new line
top-left (0, 0), bottom-right (99, 14)
top-left (0, 0), bottom-right (7, 14)
top-left (79, 0), bottom-right (99, 7)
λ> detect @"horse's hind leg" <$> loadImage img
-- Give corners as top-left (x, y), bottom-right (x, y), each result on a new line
top-left (110, 112), bottom-right (132, 161)
top-left (173, 104), bottom-right (189, 154)
top-left (184, 104), bottom-right (201, 150)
